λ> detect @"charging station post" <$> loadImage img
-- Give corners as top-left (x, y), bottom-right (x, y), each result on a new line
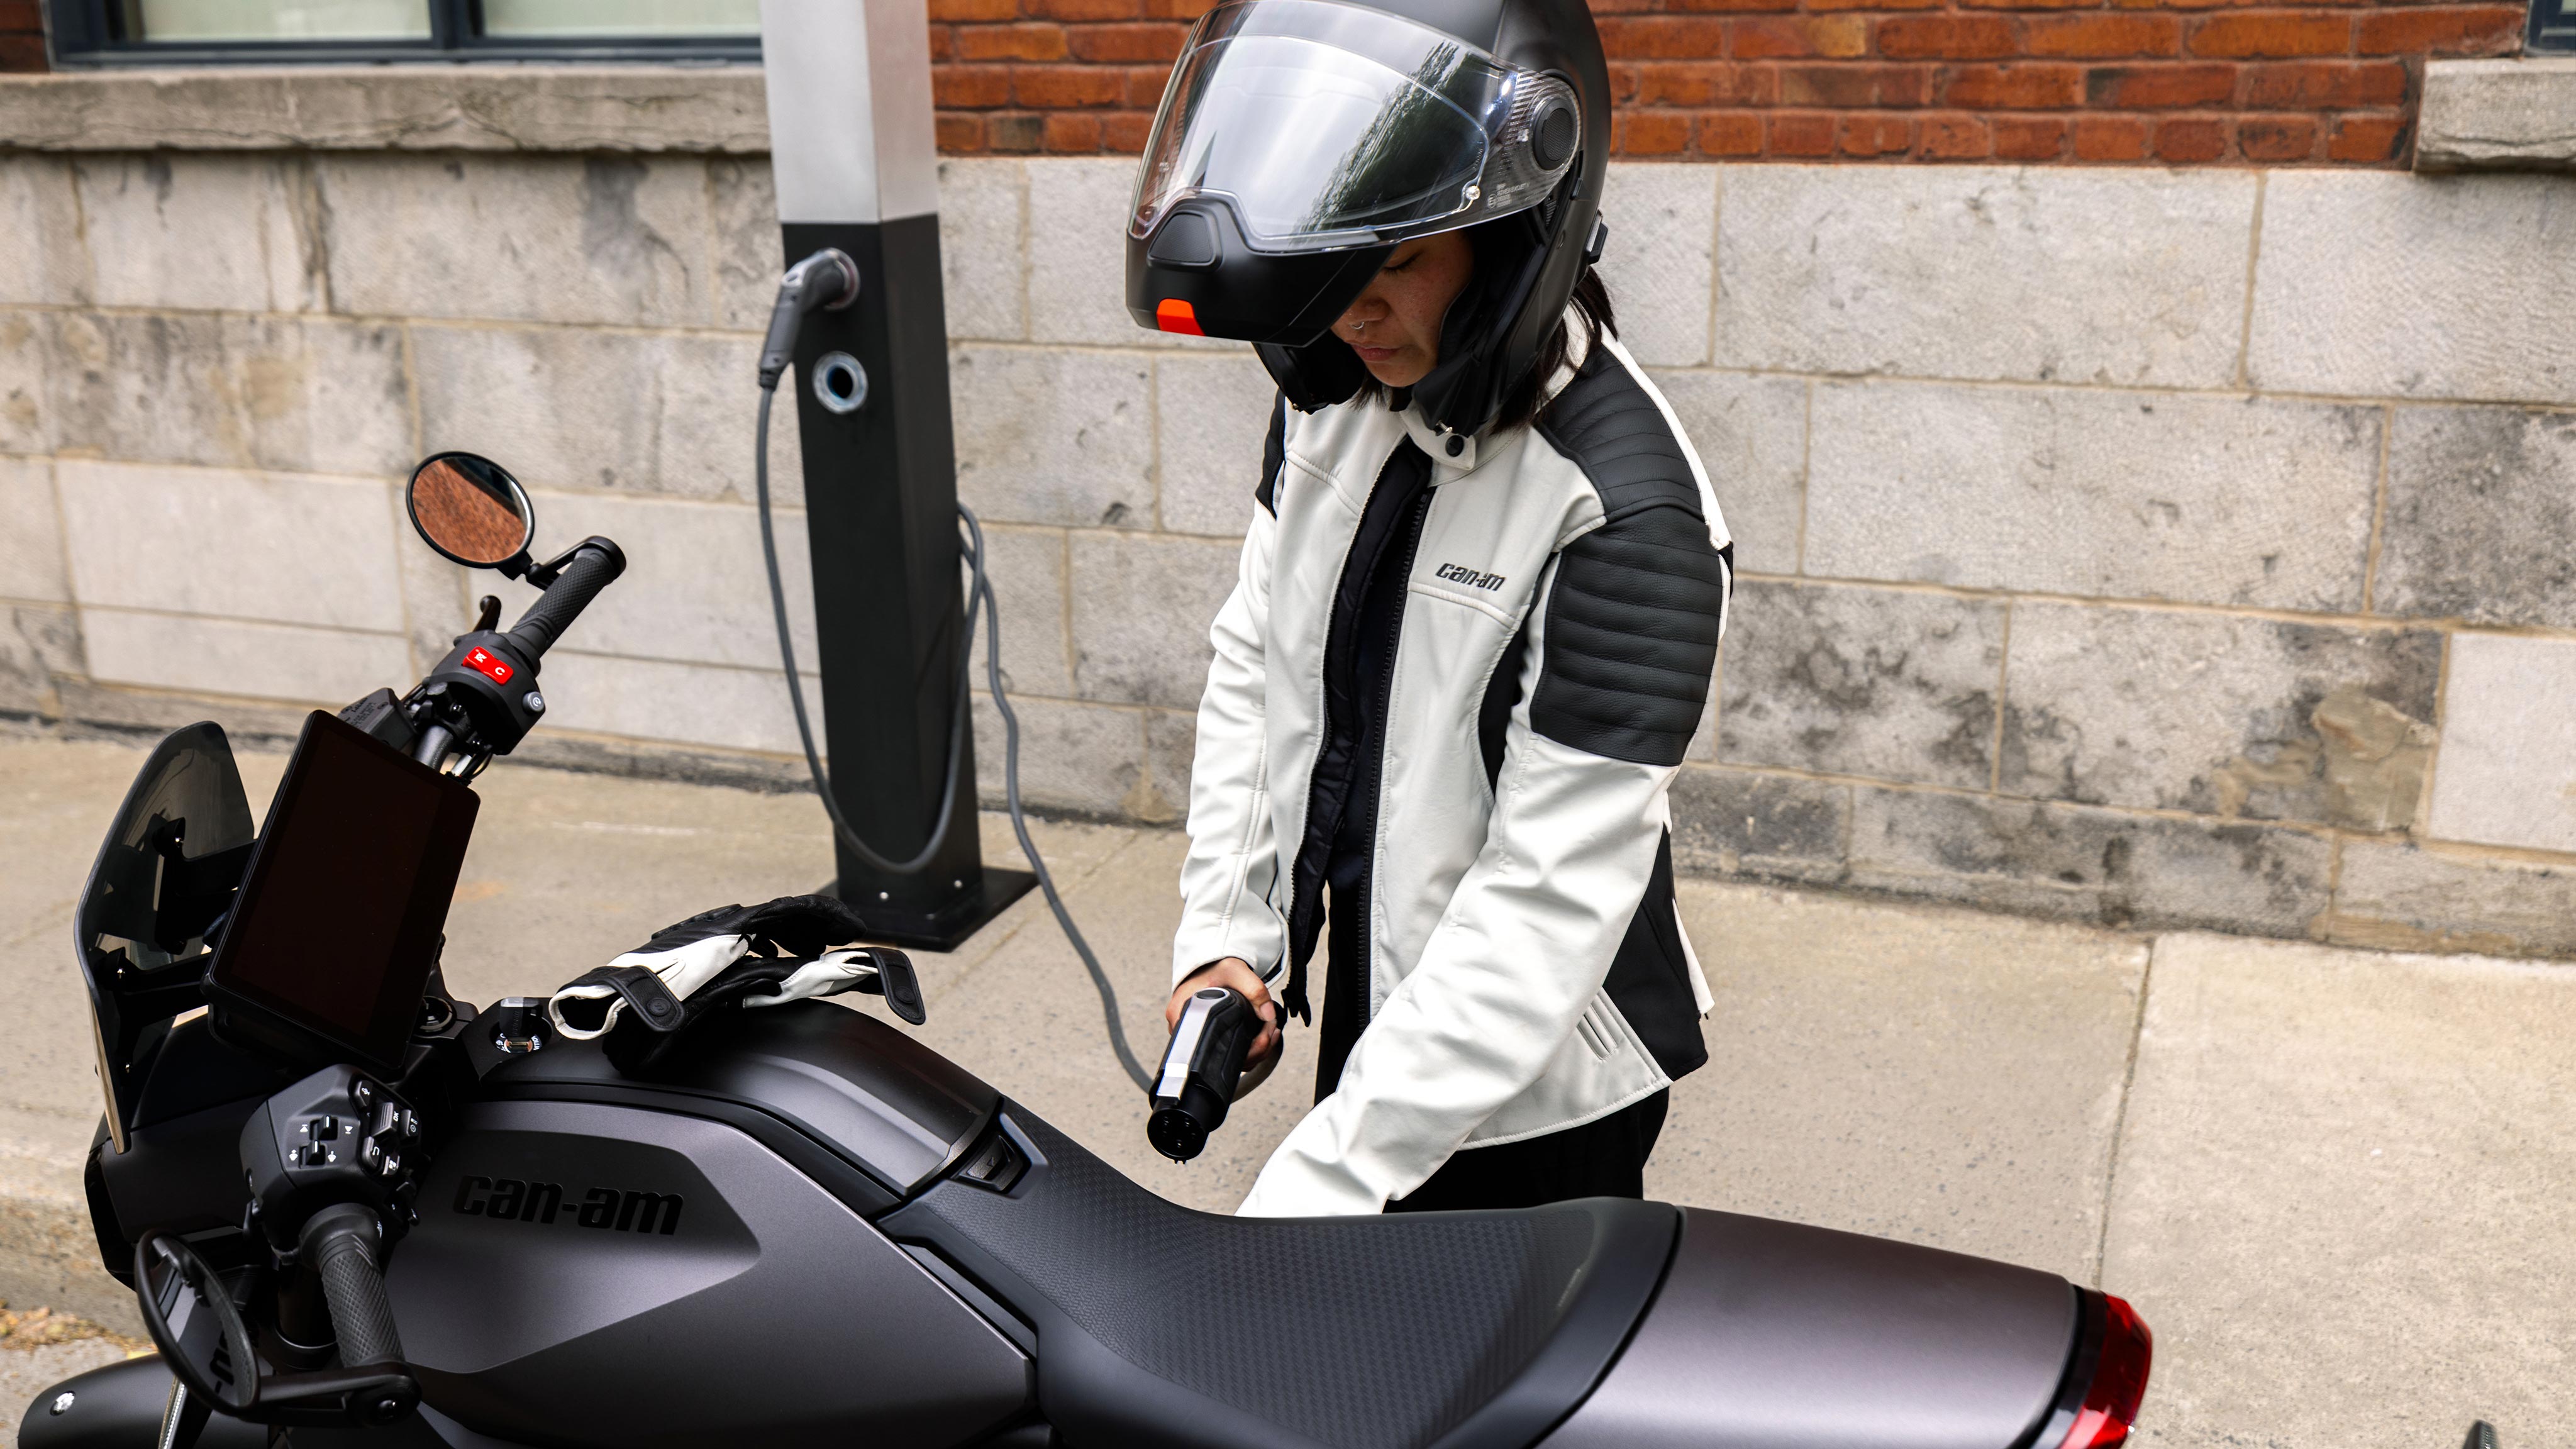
top-left (757, 0), bottom-right (1033, 949)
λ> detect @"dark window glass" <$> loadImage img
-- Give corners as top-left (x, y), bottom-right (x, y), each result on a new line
top-left (50, 0), bottom-right (760, 62)
top-left (2534, 0), bottom-right (2574, 53)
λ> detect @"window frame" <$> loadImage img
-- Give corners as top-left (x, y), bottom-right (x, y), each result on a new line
top-left (2533, 0), bottom-right (2575, 53)
top-left (44, 0), bottom-right (762, 65)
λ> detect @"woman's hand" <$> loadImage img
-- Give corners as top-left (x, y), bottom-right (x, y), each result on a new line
top-left (1167, 958), bottom-right (1282, 1074)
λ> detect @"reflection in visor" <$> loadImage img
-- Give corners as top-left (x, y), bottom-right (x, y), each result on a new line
top-left (1304, 46), bottom-right (1485, 233)
top-left (1147, 35), bottom-right (1485, 245)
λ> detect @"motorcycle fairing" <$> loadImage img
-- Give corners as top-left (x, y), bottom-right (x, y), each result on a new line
top-left (74, 722), bottom-right (257, 1150)
top-left (389, 1098), bottom-right (1031, 1449)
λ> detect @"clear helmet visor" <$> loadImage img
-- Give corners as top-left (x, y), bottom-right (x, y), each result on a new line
top-left (1133, 0), bottom-right (1579, 253)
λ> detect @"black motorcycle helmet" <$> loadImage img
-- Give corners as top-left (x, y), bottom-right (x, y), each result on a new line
top-left (1123, 0), bottom-right (1611, 438)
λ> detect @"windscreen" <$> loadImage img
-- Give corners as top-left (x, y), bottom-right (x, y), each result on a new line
top-left (1131, 0), bottom-right (1575, 252)
top-left (210, 713), bottom-right (477, 1069)
top-left (77, 721), bottom-right (258, 1145)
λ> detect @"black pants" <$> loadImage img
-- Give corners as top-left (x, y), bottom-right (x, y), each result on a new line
top-left (1384, 1091), bottom-right (1669, 1213)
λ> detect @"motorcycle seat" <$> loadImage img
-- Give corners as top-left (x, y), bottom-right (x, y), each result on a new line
top-left (882, 1109), bottom-right (1677, 1449)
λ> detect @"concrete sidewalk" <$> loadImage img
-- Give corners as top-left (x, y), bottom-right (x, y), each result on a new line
top-left (1, 731), bottom-right (2567, 1446)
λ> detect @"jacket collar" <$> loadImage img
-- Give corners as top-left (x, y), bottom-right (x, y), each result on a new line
top-left (1397, 407), bottom-right (1478, 475)
top-left (1391, 303), bottom-right (1597, 480)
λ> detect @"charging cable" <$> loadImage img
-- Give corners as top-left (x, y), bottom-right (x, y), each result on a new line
top-left (753, 250), bottom-right (1151, 1089)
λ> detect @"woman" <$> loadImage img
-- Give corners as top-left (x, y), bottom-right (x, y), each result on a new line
top-left (1132, 0), bottom-right (1733, 1216)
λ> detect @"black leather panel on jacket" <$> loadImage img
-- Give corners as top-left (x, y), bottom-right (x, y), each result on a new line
top-left (1477, 621), bottom-right (1532, 790)
top-left (1531, 516), bottom-right (1728, 767)
top-left (1282, 439), bottom-right (1435, 1023)
top-left (1535, 348), bottom-right (1701, 526)
top-left (1604, 833), bottom-right (1709, 1080)
top-left (1255, 392), bottom-right (1287, 516)
top-left (1316, 472), bottom-right (1436, 1099)
top-left (884, 1109), bottom-right (1680, 1449)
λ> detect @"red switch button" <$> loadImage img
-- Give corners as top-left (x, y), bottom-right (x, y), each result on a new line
top-left (464, 647), bottom-right (514, 685)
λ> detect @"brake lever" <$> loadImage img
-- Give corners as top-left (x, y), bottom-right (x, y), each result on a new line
top-left (248, 1365), bottom-right (421, 1427)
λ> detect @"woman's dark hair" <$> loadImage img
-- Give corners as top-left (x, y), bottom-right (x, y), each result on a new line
top-left (1347, 223), bottom-right (1618, 435)
top-left (1494, 266), bottom-right (1616, 433)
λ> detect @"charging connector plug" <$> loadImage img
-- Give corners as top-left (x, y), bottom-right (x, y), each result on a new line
top-left (757, 248), bottom-right (862, 391)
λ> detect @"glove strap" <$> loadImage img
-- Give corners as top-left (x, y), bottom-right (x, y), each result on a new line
top-left (558, 965), bottom-right (687, 1035)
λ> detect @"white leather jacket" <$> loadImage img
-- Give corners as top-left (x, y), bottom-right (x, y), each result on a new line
top-left (1172, 330), bottom-right (1734, 1217)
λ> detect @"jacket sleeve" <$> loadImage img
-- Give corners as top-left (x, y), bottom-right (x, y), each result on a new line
top-left (1239, 500), bottom-right (1728, 1216)
top-left (1170, 497), bottom-right (1288, 989)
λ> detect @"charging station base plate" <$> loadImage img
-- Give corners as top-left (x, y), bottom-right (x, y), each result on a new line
top-left (823, 867), bottom-right (1038, 952)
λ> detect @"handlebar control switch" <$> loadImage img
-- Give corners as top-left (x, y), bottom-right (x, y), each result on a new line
top-left (402, 536), bottom-right (625, 769)
top-left (242, 1065), bottom-right (425, 1258)
top-left (1147, 986), bottom-right (1260, 1163)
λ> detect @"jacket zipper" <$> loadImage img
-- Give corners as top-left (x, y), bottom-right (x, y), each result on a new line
top-left (1281, 440), bottom-right (1433, 1019)
top-left (1343, 486), bottom-right (1434, 1024)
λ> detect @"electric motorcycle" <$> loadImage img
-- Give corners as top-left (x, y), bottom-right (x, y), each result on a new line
top-left (21, 451), bottom-right (2153, 1449)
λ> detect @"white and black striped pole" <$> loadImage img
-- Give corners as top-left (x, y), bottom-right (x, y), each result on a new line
top-left (759, 0), bottom-right (1033, 947)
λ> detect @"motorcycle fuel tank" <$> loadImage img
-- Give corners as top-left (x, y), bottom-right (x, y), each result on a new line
top-left (389, 1098), bottom-right (1031, 1449)
top-left (479, 999), bottom-right (999, 1208)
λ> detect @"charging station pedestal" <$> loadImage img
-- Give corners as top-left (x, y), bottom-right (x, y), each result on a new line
top-left (759, 0), bottom-right (1033, 950)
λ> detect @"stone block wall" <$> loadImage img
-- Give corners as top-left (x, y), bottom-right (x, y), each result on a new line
top-left (2, 118), bottom-right (2573, 955)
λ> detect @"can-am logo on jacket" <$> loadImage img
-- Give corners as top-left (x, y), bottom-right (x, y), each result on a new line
top-left (452, 1175), bottom-right (682, 1235)
top-left (1433, 563), bottom-right (1507, 591)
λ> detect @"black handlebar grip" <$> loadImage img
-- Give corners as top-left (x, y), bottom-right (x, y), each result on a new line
top-left (302, 1203), bottom-right (404, 1368)
top-left (502, 538), bottom-right (626, 663)
top-left (1147, 987), bottom-right (1258, 1163)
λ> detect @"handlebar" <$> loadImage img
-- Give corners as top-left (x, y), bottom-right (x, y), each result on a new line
top-left (1147, 986), bottom-right (1258, 1162)
top-left (301, 1203), bottom-right (404, 1368)
top-left (502, 538), bottom-right (626, 665)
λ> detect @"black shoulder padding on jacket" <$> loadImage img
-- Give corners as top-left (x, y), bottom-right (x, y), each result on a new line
top-left (1528, 355), bottom-right (1729, 767)
top-left (1535, 348), bottom-right (1700, 525)
top-left (1255, 392), bottom-right (1287, 516)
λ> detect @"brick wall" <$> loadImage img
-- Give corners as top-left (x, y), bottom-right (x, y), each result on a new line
top-left (930, 0), bottom-right (2533, 162)
top-left (3, 0), bottom-right (2535, 162)
top-left (0, 0), bottom-right (45, 71)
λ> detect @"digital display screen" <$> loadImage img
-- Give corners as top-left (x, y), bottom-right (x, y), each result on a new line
top-left (209, 712), bottom-right (478, 1070)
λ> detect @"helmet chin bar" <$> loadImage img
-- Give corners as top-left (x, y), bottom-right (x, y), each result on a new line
top-left (1129, 185), bottom-right (1576, 435)
top-left (1126, 196), bottom-right (1389, 347)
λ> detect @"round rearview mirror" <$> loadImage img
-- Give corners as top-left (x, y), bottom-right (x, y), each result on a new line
top-left (135, 1231), bottom-right (260, 1416)
top-left (407, 453), bottom-right (534, 571)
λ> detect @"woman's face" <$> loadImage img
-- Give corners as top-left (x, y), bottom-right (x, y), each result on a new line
top-left (1331, 230), bottom-right (1475, 389)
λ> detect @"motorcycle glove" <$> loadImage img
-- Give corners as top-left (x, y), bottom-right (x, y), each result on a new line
top-left (548, 896), bottom-right (923, 1072)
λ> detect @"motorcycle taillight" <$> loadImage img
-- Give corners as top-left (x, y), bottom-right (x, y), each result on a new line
top-left (2060, 1294), bottom-right (2153, 1448)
